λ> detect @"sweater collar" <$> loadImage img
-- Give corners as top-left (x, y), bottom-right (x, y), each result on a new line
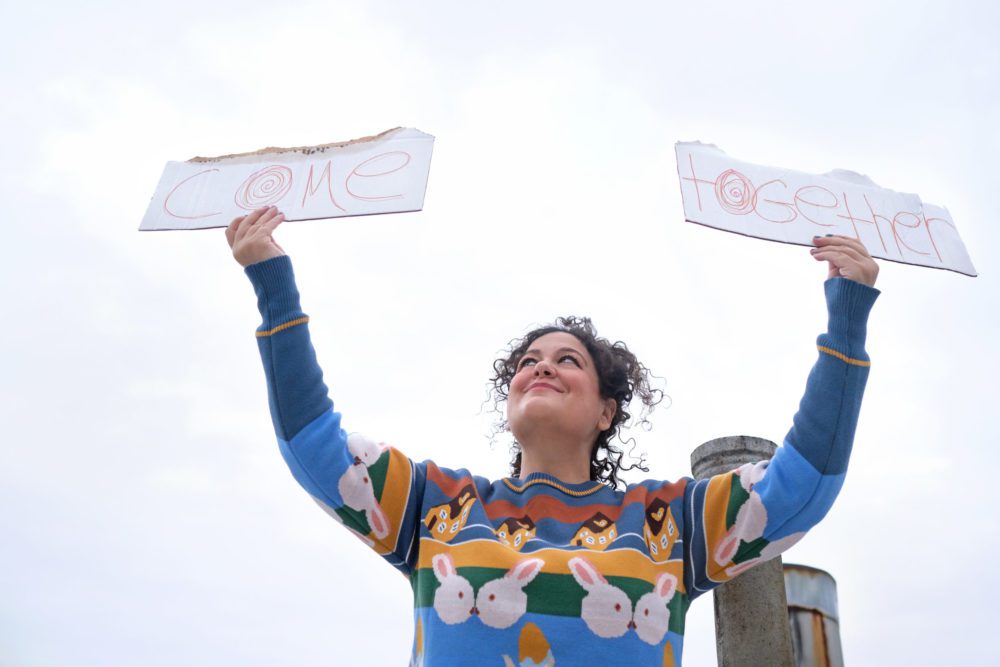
top-left (503, 472), bottom-right (605, 497)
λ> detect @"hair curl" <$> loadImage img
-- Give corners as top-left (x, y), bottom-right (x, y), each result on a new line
top-left (489, 316), bottom-right (664, 489)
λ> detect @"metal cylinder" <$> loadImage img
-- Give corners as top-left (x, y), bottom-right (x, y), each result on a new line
top-left (783, 564), bottom-right (844, 667)
top-left (691, 436), bottom-right (795, 667)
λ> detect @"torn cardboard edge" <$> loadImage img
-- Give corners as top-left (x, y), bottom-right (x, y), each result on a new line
top-left (188, 127), bottom-right (405, 163)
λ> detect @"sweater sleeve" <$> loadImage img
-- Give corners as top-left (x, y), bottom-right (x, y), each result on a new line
top-left (245, 256), bottom-right (427, 575)
top-left (683, 277), bottom-right (879, 599)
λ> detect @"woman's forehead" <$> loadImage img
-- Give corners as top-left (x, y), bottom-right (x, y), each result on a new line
top-left (527, 331), bottom-right (588, 355)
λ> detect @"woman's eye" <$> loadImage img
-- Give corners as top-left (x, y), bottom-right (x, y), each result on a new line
top-left (517, 357), bottom-right (537, 370)
top-left (559, 355), bottom-right (581, 366)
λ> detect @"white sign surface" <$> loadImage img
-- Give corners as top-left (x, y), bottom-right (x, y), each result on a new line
top-left (140, 127), bottom-right (434, 231)
top-left (675, 142), bottom-right (977, 276)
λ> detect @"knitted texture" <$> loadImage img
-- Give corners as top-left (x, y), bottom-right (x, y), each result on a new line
top-left (245, 255), bottom-right (878, 666)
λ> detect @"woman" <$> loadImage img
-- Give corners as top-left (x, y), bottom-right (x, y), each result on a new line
top-left (226, 205), bottom-right (879, 666)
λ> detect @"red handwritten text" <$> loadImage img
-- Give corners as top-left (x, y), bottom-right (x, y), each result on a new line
top-left (163, 151), bottom-right (413, 219)
top-left (682, 154), bottom-right (953, 264)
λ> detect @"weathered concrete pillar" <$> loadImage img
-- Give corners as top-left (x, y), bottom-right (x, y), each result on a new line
top-left (691, 436), bottom-right (795, 667)
top-left (784, 564), bottom-right (844, 667)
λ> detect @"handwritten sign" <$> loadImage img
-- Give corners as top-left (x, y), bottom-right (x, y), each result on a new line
top-left (675, 142), bottom-right (976, 276)
top-left (140, 127), bottom-right (434, 231)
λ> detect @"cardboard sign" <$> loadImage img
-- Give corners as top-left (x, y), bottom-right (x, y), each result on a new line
top-left (140, 127), bottom-right (434, 231)
top-left (675, 142), bottom-right (977, 276)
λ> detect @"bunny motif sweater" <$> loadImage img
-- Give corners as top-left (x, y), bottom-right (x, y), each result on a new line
top-left (246, 256), bottom-right (878, 667)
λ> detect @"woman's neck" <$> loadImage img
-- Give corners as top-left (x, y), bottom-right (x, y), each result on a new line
top-left (517, 441), bottom-right (592, 484)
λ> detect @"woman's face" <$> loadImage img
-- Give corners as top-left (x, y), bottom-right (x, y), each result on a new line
top-left (506, 332), bottom-right (616, 446)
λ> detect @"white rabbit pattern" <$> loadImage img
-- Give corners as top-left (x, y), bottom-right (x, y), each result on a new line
top-left (714, 461), bottom-right (805, 578)
top-left (431, 553), bottom-right (544, 629)
top-left (337, 434), bottom-right (390, 540)
top-left (569, 556), bottom-right (677, 646)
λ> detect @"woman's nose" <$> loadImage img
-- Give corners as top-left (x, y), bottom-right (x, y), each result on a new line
top-left (534, 360), bottom-right (555, 376)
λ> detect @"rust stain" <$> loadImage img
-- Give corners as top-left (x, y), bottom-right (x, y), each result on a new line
top-left (811, 611), bottom-right (830, 667)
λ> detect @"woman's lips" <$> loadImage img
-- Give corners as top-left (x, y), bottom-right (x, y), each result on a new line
top-left (527, 382), bottom-right (563, 393)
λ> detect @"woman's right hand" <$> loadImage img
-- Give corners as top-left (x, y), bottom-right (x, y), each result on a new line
top-left (810, 235), bottom-right (879, 287)
top-left (225, 206), bottom-right (286, 267)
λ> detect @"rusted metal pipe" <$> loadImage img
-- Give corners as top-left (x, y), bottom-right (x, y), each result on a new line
top-left (784, 564), bottom-right (844, 667)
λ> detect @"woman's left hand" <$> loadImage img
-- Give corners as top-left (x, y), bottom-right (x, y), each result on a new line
top-left (810, 235), bottom-right (879, 287)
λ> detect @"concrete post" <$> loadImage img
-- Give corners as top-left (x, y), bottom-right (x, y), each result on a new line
top-left (691, 436), bottom-right (795, 667)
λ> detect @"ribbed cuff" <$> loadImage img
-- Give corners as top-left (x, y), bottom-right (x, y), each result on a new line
top-left (824, 277), bottom-right (879, 347)
top-left (244, 255), bottom-right (303, 327)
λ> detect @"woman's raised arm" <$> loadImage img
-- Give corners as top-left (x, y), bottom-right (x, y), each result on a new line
top-left (227, 208), bottom-right (428, 574)
top-left (683, 236), bottom-right (879, 596)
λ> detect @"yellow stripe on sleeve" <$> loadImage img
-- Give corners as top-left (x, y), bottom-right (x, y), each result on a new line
top-left (817, 345), bottom-right (870, 367)
top-left (255, 316), bottom-right (310, 338)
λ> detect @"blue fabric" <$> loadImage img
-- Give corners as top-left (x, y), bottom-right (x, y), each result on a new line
top-left (756, 441), bottom-right (846, 538)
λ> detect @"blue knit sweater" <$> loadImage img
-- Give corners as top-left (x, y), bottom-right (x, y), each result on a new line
top-left (246, 256), bottom-right (878, 666)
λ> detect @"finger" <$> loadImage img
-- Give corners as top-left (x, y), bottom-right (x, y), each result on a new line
top-left (810, 237), bottom-right (868, 260)
top-left (814, 249), bottom-right (878, 286)
top-left (830, 237), bottom-right (872, 259)
top-left (259, 212), bottom-right (285, 235)
top-left (812, 234), bottom-right (848, 247)
top-left (242, 206), bottom-right (271, 226)
top-left (813, 234), bottom-right (872, 257)
top-left (255, 206), bottom-right (280, 227)
top-left (226, 216), bottom-right (244, 248)
top-left (242, 212), bottom-right (283, 246)
top-left (233, 207), bottom-right (268, 243)
top-left (811, 249), bottom-right (852, 265)
top-left (244, 207), bottom-right (281, 240)
top-left (811, 250), bottom-right (863, 274)
top-left (812, 243), bottom-right (867, 265)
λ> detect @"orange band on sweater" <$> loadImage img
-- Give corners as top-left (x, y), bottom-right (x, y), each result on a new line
top-left (817, 345), bottom-right (870, 367)
top-left (256, 316), bottom-right (309, 337)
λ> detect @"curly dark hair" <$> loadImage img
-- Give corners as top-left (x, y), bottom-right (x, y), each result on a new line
top-left (489, 316), bottom-right (664, 489)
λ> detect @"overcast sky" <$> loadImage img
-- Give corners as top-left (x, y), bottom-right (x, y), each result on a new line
top-left (3, 1), bottom-right (998, 665)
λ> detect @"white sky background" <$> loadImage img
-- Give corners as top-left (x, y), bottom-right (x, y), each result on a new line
top-left (2, 1), bottom-right (998, 665)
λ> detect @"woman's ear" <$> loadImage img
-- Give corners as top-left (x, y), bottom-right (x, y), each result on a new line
top-left (597, 398), bottom-right (617, 431)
